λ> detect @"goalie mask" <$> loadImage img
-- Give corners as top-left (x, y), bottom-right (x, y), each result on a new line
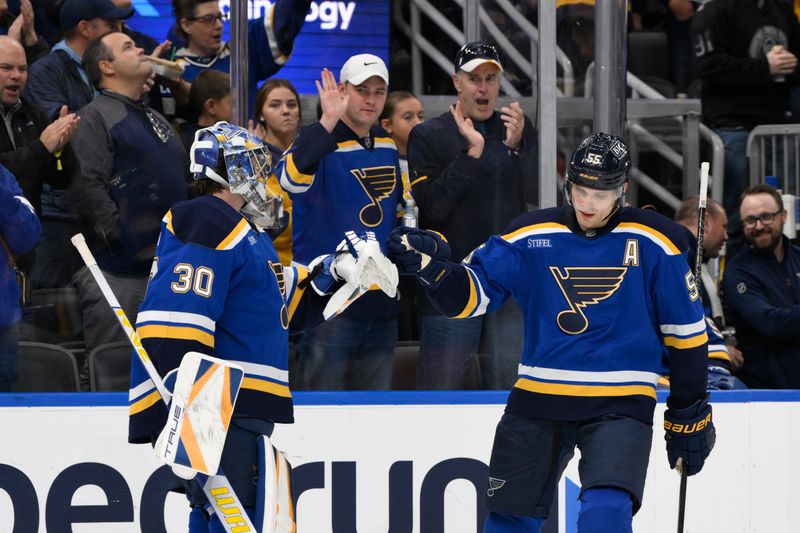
top-left (565, 132), bottom-right (631, 209)
top-left (190, 121), bottom-right (282, 228)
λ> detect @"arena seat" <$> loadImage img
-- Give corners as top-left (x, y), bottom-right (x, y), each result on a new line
top-left (88, 341), bottom-right (131, 392)
top-left (13, 342), bottom-right (80, 392)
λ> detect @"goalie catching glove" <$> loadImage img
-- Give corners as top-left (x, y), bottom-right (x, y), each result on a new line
top-left (308, 231), bottom-right (398, 297)
top-left (664, 393), bottom-right (715, 476)
top-left (387, 227), bottom-right (452, 289)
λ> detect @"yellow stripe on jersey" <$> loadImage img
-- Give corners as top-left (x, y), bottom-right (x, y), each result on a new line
top-left (241, 377), bottom-right (292, 398)
top-left (217, 218), bottom-right (250, 250)
top-left (410, 174), bottom-right (428, 187)
top-left (663, 331), bottom-right (708, 349)
top-left (503, 222), bottom-right (569, 241)
top-left (285, 153), bottom-right (314, 185)
top-left (454, 269), bottom-right (479, 318)
top-left (616, 222), bottom-right (681, 255)
top-left (515, 377), bottom-right (657, 399)
top-left (165, 211), bottom-right (175, 235)
top-left (709, 350), bottom-right (731, 362)
top-left (129, 390), bottom-right (162, 416)
top-left (137, 324), bottom-right (215, 348)
top-left (337, 140), bottom-right (360, 150)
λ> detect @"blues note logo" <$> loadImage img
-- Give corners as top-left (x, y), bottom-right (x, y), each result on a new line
top-left (352, 165), bottom-right (396, 227)
top-left (550, 267), bottom-right (626, 334)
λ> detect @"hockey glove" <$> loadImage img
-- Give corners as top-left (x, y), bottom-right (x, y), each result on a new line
top-left (707, 365), bottom-right (737, 390)
top-left (387, 227), bottom-right (453, 289)
top-left (664, 393), bottom-right (715, 476)
top-left (307, 232), bottom-right (362, 295)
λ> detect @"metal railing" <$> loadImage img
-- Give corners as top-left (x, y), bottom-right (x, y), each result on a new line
top-left (747, 124), bottom-right (800, 193)
top-left (394, 0), bottom-right (575, 97)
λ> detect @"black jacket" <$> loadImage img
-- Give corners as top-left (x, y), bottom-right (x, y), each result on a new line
top-left (722, 235), bottom-right (800, 388)
top-left (0, 97), bottom-right (76, 214)
top-left (692, 0), bottom-right (800, 128)
top-left (407, 108), bottom-right (538, 316)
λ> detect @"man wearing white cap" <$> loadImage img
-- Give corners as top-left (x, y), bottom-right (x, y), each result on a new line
top-left (276, 54), bottom-right (404, 390)
top-left (407, 41), bottom-right (538, 391)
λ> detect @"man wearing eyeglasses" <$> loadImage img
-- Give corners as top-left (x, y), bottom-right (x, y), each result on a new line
top-left (721, 183), bottom-right (800, 388)
top-left (407, 41), bottom-right (538, 391)
top-left (68, 32), bottom-right (188, 386)
top-left (163, 0), bottom-right (311, 121)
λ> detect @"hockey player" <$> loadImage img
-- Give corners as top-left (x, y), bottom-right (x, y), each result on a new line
top-left (388, 132), bottom-right (716, 533)
top-left (127, 122), bottom-right (371, 531)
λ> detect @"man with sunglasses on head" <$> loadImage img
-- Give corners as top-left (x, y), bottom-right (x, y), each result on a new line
top-left (407, 41), bottom-right (538, 391)
top-left (163, 0), bottom-right (311, 121)
top-left (68, 32), bottom-right (188, 385)
top-left (722, 183), bottom-right (800, 388)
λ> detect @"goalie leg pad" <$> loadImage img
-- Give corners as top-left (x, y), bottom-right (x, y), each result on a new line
top-left (256, 435), bottom-right (296, 533)
top-left (180, 418), bottom-right (275, 525)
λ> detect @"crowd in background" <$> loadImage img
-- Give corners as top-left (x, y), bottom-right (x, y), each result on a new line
top-left (1, 0), bottom-right (800, 394)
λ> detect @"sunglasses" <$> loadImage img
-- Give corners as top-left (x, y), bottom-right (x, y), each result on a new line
top-left (457, 42), bottom-right (500, 65)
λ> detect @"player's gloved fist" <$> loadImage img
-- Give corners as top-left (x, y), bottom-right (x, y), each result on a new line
top-left (387, 227), bottom-right (452, 289)
top-left (707, 365), bottom-right (737, 390)
top-left (664, 393), bottom-right (715, 476)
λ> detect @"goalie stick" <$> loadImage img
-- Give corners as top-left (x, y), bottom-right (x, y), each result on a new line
top-left (677, 161), bottom-right (709, 533)
top-left (71, 233), bottom-right (260, 533)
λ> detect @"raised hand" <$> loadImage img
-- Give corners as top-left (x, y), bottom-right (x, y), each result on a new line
top-left (317, 68), bottom-right (349, 132)
top-left (19, 0), bottom-right (37, 46)
top-left (450, 100), bottom-right (484, 158)
top-left (39, 105), bottom-right (80, 153)
top-left (500, 101), bottom-right (524, 151)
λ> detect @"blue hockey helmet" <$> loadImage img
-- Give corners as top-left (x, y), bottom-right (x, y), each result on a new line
top-left (189, 121), bottom-right (282, 228)
top-left (565, 132), bottom-right (631, 206)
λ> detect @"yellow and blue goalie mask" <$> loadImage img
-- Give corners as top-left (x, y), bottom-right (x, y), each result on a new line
top-left (190, 121), bottom-right (282, 228)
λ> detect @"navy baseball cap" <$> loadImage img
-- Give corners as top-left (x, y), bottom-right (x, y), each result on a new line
top-left (454, 41), bottom-right (504, 73)
top-left (60, 0), bottom-right (134, 31)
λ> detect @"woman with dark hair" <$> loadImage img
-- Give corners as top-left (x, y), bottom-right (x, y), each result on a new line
top-left (165, 0), bottom-right (309, 121)
top-left (250, 78), bottom-right (301, 265)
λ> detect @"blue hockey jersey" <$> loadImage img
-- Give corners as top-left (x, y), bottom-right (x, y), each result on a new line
top-left (128, 195), bottom-right (325, 444)
top-left (427, 206), bottom-right (709, 424)
top-left (276, 121), bottom-right (403, 265)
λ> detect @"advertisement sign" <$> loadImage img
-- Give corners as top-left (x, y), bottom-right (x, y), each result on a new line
top-left (0, 391), bottom-right (799, 532)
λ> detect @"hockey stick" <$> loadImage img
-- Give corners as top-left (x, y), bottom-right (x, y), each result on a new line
top-left (677, 162), bottom-right (710, 533)
top-left (71, 234), bottom-right (260, 533)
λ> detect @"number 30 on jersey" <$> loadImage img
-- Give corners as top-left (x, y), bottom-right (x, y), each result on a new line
top-left (171, 263), bottom-right (214, 298)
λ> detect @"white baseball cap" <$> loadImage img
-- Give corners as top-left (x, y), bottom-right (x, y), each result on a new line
top-left (339, 54), bottom-right (389, 85)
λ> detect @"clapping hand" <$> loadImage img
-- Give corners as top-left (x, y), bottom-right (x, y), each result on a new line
top-left (40, 105), bottom-right (80, 153)
top-left (500, 101), bottom-right (524, 151)
top-left (450, 100), bottom-right (484, 159)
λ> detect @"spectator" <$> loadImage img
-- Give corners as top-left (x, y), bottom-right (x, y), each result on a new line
top-left (379, 90), bottom-right (424, 341)
top-left (2, 0), bottom-right (49, 64)
top-left (665, 0), bottom-right (698, 95)
top-left (276, 56), bottom-right (403, 390)
top-left (692, 0), bottom-right (800, 215)
top-left (25, 0), bottom-right (133, 119)
top-left (180, 68), bottom-right (230, 151)
top-left (379, 91), bottom-right (424, 195)
top-left (722, 184), bottom-right (800, 388)
top-left (22, 0), bottom-right (134, 289)
top-left (165, 0), bottom-right (311, 120)
top-left (0, 163), bottom-right (39, 391)
top-left (0, 35), bottom-right (79, 289)
top-left (251, 78), bottom-right (300, 265)
top-left (0, 35), bottom-right (78, 215)
top-left (675, 195), bottom-right (746, 389)
top-left (407, 41), bottom-right (537, 390)
top-left (69, 31), bottom-right (188, 382)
